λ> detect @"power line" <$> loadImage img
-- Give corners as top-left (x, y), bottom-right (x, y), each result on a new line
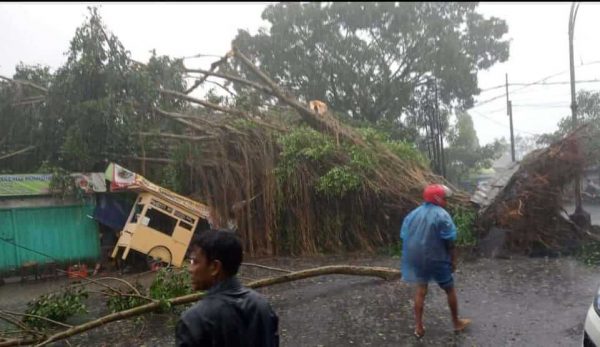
top-left (478, 59), bottom-right (600, 92)
top-left (473, 82), bottom-right (591, 108)
top-left (511, 78), bottom-right (600, 87)
top-left (468, 109), bottom-right (537, 136)
top-left (476, 94), bottom-right (575, 108)
top-left (479, 78), bottom-right (600, 92)
top-left (473, 60), bottom-right (600, 108)
top-left (512, 103), bottom-right (570, 108)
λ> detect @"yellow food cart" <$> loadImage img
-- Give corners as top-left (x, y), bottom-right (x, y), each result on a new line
top-left (106, 163), bottom-right (215, 268)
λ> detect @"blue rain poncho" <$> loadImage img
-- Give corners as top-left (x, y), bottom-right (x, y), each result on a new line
top-left (400, 202), bottom-right (457, 286)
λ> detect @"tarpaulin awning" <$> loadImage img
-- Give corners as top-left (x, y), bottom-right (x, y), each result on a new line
top-left (92, 194), bottom-right (132, 231)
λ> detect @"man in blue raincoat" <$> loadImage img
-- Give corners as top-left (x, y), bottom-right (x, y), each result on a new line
top-left (400, 184), bottom-right (471, 338)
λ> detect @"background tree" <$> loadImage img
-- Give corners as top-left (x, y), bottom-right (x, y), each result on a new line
top-left (0, 7), bottom-right (190, 190)
top-left (0, 63), bottom-right (51, 173)
top-left (538, 90), bottom-right (600, 167)
top-left (231, 2), bottom-right (509, 128)
top-left (445, 111), bottom-right (504, 185)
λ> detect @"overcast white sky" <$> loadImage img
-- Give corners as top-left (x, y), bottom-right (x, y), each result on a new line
top-left (1, 2), bottom-right (599, 145)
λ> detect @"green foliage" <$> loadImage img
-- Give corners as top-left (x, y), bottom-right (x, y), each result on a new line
top-left (149, 268), bottom-right (192, 312)
top-left (356, 127), bottom-right (389, 143)
top-left (276, 126), bottom-right (426, 198)
top-left (0, 64), bottom-right (50, 173)
top-left (577, 241), bottom-right (600, 267)
top-left (37, 161), bottom-right (79, 199)
top-left (24, 287), bottom-right (88, 329)
top-left (106, 268), bottom-right (191, 314)
top-left (106, 282), bottom-right (147, 313)
top-left (1, 6), bottom-right (188, 178)
top-left (355, 127), bottom-right (428, 167)
top-left (450, 207), bottom-right (477, 247)
top-left (275, 127), bottom-right (336, 178)
top-left (348, 145), bottom-right (378, 171)
top-left (232, 118), bottom-right (260, 130)
top-left (13, 63), bottom-right (53, 88)
top-left (385, 140), bottom-right (429, 168)
top-left (159, 164), bottom-right (183, 193)
top-left (21, 267), bottom-right (193, 329)
top-left (539, 90), bottom-right (600, 165)
top-left (316, 166), bottom-right (361, 196)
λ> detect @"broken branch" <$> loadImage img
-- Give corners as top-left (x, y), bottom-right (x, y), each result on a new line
top-left (0, 310), bottom-right (72, 329)
top-left (241, 263), bottom-right (291, 273)
top-left (0, 146), bottom-right (36, 161)
top-left (137, 132), bottom-right (216, 141)
top-left (230, 47), bottom-right (322, 128)
top-left (0, 75), bottom-right (48, 93)
top-left (185, 68), bottom-right (273, 95)
top-left (4, 265), bottom-right (400, 347)
top-left (161, 89), bottom-right (250, 119)
top-left (185, 52), bottom-right (232, 95)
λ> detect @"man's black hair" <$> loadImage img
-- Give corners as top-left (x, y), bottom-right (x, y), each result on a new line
top-left (191, 229), bottom-right (243, 276)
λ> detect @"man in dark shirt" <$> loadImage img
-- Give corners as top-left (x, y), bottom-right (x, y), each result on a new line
top-left (175, 229), bottom-right (279, 347)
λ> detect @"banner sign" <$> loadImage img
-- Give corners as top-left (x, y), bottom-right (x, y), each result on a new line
top-left (0, 173), bottom-right (106, 197)
top-left (105, 163), bottom-right (214, 221)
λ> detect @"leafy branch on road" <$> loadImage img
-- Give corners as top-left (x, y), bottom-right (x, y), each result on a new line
top-left (0, 265), bottom-right (400, 347)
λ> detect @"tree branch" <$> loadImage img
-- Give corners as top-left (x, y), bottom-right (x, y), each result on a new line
top-left (185, 52), bottom-right (232, 95)
top-left (0, 146), bottom-right (36, 161)
top-left (2, 265), bottom-right (400, 347)
top-left (230, 47), bottom-right (328, 130)
top-left (241, 263), bottom-right (291, 273)
top-left (0, 310), bottom-right (72, 329)
top-left (137, 132), bottom-right (216, 141)
top-left (157, 93), bottom-right (286, 133)
top-left (0, 338), bottom-right (38, 346)
top-left (0, 75), bottom-right (48, 93)
top-left (0, 313), bottom-right (43, 338)
top-left (11, 98), bottom-right (46, 107)
top-left (55, 270), bottom-right (146, 299)
top-left (185, 68), bottom-right (273, 95)
top-left (203, 80), bottom-right (237, 97)
top-left (153, 108), bottom-right (237, 135)
top-left (160, 89), bottom-right (249, 119)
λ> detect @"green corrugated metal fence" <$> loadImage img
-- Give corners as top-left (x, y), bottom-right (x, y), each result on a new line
top-left (0, 204), bottom-right (100, 272)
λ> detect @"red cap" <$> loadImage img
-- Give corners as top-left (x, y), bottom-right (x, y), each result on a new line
top-left (423, 184), bottom-right (452, 207)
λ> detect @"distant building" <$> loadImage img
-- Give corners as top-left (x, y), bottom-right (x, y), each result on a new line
top-left (0, 173), bottom-right (105, 277)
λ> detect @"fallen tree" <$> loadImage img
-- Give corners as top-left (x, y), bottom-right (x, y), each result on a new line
top-left (152, 47), bottom-right (471, 256)
top-left (0, 265), bottom-right (400, 347)
top-left (477, 127), bottom-right (591, 254)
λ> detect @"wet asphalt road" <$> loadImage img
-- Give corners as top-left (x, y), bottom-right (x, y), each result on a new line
top-left (2, 254), bottom-right (600, 346)
top-left (260, 255), bottom-right (600, 347)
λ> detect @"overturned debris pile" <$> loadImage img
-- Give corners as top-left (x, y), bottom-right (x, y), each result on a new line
top-left (478, 129), bottom-right (587, 254)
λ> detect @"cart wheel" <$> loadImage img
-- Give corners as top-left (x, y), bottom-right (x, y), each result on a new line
top-left (146, 246), bottom-right (172, 271)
